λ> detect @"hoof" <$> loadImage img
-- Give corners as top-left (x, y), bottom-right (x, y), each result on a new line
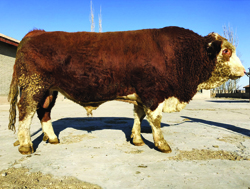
top-left (18, 145), bottom-right (34, 155)
top-left (155, 141), bottom-right (172, 153)
top-left (48, 138), bottom-right (59, 144)
top-left (43, 133), bottom-right (49, 141)
top-left (43, 133), bottom-right (59, 144)
top-left (131, 134), bottom-right (145, 146)
top-left (159, 147), bottom-right (172, 153)
top-left (133, 140), bottom-right (145, 146)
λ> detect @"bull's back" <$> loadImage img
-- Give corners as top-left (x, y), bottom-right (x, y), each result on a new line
top-left (17, 30), bottom-right (162, 101)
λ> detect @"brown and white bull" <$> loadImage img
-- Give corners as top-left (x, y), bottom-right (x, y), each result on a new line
top-left (8, 26), bottom-right (245, 155)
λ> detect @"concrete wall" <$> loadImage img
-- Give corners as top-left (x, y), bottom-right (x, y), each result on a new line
top-left (193, 89), bottom-right (211, 99)
top-left (0, 41), bottom-right (17, 95)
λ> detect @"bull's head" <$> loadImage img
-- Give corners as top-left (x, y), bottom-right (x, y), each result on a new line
top-left (197, 33), bottom-right (245, 90)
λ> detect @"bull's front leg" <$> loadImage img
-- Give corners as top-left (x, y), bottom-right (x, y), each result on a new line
top-left (37, 108), bottom-right (59, 144)
top-left (131, 104), bottom-right (146, 146)
top-left (40, 120), bottom-right (59, 144)
top-left (144, 102), bottom-right (172, 153)
top-left (37, 92), bottom-right (59, 144)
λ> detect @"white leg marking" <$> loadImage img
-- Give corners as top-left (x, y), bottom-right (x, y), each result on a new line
top-left (41, 120), bottom-right (58, 143)
top-left (145, 102), bottom-right (164, 121)
top-left (131, 105), bottom-right (145, 146)
top-left (18, 111), bottom-right (36, 154)
top-left (144, 102), bottom-right (172, 153)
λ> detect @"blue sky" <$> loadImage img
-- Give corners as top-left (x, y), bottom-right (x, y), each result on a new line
top-left (1, 0), bottom-right (249, 88)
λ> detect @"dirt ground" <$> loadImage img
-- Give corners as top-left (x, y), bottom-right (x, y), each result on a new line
top-left (0, 167), bottom-right (101, 189)
top-left (0, 96), bottom-right (250, 188)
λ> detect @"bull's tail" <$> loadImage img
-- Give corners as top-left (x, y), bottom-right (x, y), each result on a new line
top-left (8, 65), bottom-right (18, 132)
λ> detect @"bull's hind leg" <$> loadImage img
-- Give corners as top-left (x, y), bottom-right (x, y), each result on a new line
top-left (18, 109), bottom-right (36, 154)
top-left (17, 92), bottom-right (38, 155)
top-left (131, 104), bottom-right (145, 146)
top-left (37, 91), bottom-right (59, 144)
top-left (144, 103), bottom-right (172, 153)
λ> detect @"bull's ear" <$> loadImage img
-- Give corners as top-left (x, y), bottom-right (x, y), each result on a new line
top-left (206, 40), bottom-right (222, 58)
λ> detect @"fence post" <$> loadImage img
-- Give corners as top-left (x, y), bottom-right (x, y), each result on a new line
top-left (245, 67), bottom-right (250, 103)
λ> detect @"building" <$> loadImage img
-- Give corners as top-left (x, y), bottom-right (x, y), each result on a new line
top-left (244, 85), bottom-right (249, 94)
top-left (0, 33), bottom-right (19, 96)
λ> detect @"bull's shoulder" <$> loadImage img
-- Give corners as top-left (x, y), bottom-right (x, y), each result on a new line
top-left (24, 29), bottom-right (46, 38)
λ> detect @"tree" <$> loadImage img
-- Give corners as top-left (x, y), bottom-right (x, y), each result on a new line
top-left (223, 24), bottom-right (238, 48)
top-left (217, 24), bottom-right (241, 92)
top-left (90, 1), bottom-right (102, 32)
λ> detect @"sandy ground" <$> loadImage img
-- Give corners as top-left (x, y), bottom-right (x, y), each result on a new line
top-left (0, 96), bottom-right (250, 189)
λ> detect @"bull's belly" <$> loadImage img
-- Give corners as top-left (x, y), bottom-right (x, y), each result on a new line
top-left (56, 88), bottom-right (187, 114)
top-left (118, 94), bottom-right (187, 113)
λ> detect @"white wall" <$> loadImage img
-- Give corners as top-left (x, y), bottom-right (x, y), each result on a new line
top-left (193, 89), bottom-right (211, 99)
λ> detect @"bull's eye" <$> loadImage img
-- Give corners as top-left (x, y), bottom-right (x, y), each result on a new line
top-left (223, 49), bottom-right (228, 54)
top-left (222, 49), bottom-right (231, 56)
top-left (222, 49), bottom-right (232, 61)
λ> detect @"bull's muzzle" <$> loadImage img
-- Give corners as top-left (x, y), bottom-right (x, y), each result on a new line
top-left (229, 55), bottom-right (245, 79)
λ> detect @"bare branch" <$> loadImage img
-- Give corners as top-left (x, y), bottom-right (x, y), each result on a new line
top-left (223, 23), bottom-right (238, 48)
top-left (220, 24), bottom-right (241, 92)
top-left (99, 6), bottom-right (102, 32)
top-left (90, 0), bottom-right (95, 32)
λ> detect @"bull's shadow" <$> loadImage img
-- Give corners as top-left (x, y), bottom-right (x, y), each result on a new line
top-left (207, 100), bottom-right (249, 103)
top-left (32, 115), bottom-right (250, 152)
top-left (181, 116), bottom-right (250, 136)
top-left (32, 117), bottom-right (170, 152)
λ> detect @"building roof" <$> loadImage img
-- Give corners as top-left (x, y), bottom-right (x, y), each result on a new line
top-left (243, 85), bottom-right (249, 88)
top-left (0, 33), bottom-right (20, 47)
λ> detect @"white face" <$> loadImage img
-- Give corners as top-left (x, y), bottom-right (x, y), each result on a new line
top-left (227, 51), bottom-right (245, 79)
top-left (197, 34), bottom-right (245, 90)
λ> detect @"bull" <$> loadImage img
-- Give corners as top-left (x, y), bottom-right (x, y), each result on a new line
top-left (8, 26), bottom-right (245, 155)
